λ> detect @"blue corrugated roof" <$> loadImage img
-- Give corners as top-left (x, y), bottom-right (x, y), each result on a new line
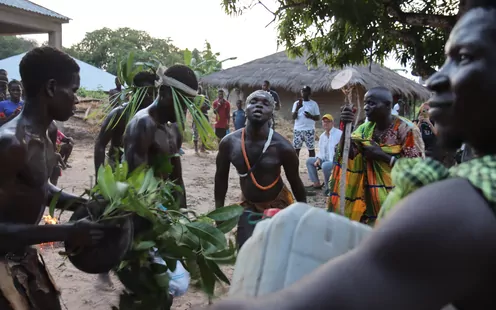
top-left (0, 0), bottom-right (69, 20)
top-left (0, 53), bottom-right (116, 91)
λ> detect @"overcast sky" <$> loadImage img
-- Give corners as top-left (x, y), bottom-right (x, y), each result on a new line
top-left (24, 0), bottom-right (416, 80)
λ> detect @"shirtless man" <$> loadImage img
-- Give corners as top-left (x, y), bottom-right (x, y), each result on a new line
top-left (0, 47), bottom-right (114, 309)
top-left (109, 77), bottom-right (123, 107)
top-left (215, 90), bottom-right (306, 248)
top-left (124, 65), bottom-right (199, 209)
top-left (206, 2), bottom-right (496, 309)
top-left (94, 71), bottom-right (156, 176)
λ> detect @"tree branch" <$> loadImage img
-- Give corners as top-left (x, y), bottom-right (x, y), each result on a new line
top-left (384, 1), bottom-right (456, 30)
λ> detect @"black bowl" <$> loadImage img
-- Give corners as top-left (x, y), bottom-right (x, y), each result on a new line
top-left (64, 201), bottom-right (134, 274)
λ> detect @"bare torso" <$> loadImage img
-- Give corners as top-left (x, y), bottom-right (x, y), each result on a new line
top-left (123, 108), bottom-right (186, 208)
top-left (227, 129), bottom-right (289, 203)
top-left (0, 117), bottom-right (56, 225)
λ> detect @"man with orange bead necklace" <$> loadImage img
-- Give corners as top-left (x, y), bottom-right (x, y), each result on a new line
top-left (214, 90), bottom-right (306, 249)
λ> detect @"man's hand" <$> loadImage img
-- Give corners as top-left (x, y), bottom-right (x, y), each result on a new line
top-left (296, 100), bottom-right (303, 110)
top-left (304, 111), bottom-right (313, 119)
top-left (66, 219), bottom-right (120, 247)
top-left (314, 158), bottom-right (321, 167)
top-left (362, 141), bottom-right (390, 162)
top-left (340, 106), bottom-right (355, 124)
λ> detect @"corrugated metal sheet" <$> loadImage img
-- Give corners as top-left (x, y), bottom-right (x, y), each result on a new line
top-left (0, 53), bottom-right (116, 91)
top-left (0, 0), bottom-right (69, 20)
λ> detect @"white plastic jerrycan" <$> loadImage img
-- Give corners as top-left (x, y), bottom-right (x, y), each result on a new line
top-left (229, 202), bottom-right (373, 297)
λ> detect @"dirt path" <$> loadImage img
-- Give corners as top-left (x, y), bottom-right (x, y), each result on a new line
top-left (40, 117), bottom-right (326, 309)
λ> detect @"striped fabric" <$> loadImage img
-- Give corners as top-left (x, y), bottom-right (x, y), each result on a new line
top-left (327, 116), bottom-right (423, 224)
top-left (378, 155), bottom-right (496, 221)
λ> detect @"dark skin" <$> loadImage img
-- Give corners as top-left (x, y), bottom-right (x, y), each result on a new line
top-left (8, 83), bottom-right (22, 103)
top-left (214, 90), bottom-right (230, 127)
top-left (340, 89), bottom-right (395, 165)
top-left (0, 83), bottom-right (23, 126)
top-left (232, 101), bottom-right (243, 125)
top-left (262, 82), bottom-right (280, 111)
top-left (0, 81), bottom-right (6, 101)
top-left (94, 82), bottom-right (155, 177)
top-left (124, 86), bottom-right (187, 209)
top-left (205, 7), bottom-right (496, 310)
top-left (108, 77), bottom-right (123, 106)
top-left (0, 72), bottom-right (114, 254)
top-left (215, 96), bottom-right (306, 210)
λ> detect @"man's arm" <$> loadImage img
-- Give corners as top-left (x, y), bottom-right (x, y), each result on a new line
top-left (211, 178), bottom-right (496, 310)
top-left (291, 102), bottom-right (299, 120)
top-left (0, 136), bottom-right (81, 249)
top-left (309, 101), bottom-right (320, 121)
top-left (47, 182), bottom-right (86, 212)
top-left (213, 100), bottom-right (220, 114)
top-left (94, 109), bottom-right (121, 176)
top-left (226, 102), bottom-right (231, 127)
top-left (280, 140), bottom-right (306, 202)
top-left (273, 91), bottom-right (281, 110)
top-left (124, 118), bottom-right (154, 173)
top-left (170, 156), bottom-right (187, 209)
top-left (214, 137), bottom-right (232, 209)
top-left (170, 125), bottom-right (186, 209)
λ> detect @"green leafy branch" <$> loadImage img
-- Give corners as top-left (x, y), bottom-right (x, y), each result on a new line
top-left (91, 161), bottom-right (242, 309)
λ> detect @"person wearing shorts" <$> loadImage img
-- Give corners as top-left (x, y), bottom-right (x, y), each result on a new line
top-left (291, 86), bottom-right (320, 158)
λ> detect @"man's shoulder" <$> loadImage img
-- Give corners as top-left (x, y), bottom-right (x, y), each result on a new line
top-left (397, 177), bottom-right (493, 221)
top-left (273, 131), bottom-right (293, 150)
top-left (128, 110), bottom-right (155, 130)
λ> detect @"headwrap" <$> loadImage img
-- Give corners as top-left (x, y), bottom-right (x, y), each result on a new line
top-left (155, 66), bottom-right (198, 97)
top-left (245, 90), bottom-right (275, 107)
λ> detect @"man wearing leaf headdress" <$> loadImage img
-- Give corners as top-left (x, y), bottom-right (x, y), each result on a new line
top-left (124, 64), bottom-right (199, 209)
top-left (94, 71), bottom-right (157, 177)
top-left (215, 90), bottom-right (307, 249)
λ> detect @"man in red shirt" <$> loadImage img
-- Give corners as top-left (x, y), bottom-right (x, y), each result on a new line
top-left (213, 89), bottom-right (231, 141)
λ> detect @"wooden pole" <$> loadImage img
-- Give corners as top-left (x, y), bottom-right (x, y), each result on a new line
top-left (339, 121), bottom-right (352, 215)
top-left (339, 88), bottom-right (354, 215)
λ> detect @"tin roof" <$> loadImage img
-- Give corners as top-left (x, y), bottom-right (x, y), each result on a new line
top-left (0, 53), bottom-right (116, 91)
top-left (0, 0), bottom-right (69, 21)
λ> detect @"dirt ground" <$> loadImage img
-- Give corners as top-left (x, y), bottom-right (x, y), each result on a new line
top-left (40, 115), bottom-right (327, 310)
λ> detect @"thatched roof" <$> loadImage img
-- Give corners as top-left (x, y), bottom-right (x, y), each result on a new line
top-left (201, 51), bottom-right (431, 100)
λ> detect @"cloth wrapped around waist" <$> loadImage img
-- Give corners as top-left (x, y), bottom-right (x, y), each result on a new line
top-left (0, 247), bottom-right (61, 310)
top-left (239, 185), bottom-right (295, 213)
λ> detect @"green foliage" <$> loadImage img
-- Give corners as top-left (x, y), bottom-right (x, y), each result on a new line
top-left (77, 87), bottom-right (108, 100)
top-left (183, 41), bottom-right (237, 78)
top-left (65, 28), bottom-right (184, 75)
top-left (0, 36), bottom-right (38, 60)
top-left (91, 162), bottom-right (243, 309)
top-left (101, 53), bottom-right (216, 150)
top-left (221, 0), bottom-right (461, 78)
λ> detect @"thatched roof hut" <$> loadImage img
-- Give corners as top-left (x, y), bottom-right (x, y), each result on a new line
top-left (201, 51), bottom-right (430, 120)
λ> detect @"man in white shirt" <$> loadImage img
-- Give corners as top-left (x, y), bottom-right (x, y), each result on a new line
top-left (305, 114), bottom-right (342, 191)
top-left (292, 86), bottom-right (320, 158)
top-left (391, 102), bottom-right (400, 116)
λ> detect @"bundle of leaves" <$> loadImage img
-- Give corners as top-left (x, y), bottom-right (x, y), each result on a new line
top-left (94, 52), bottom-right (216, 151)
top-left (71, 160), bottom-right (243, 309)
